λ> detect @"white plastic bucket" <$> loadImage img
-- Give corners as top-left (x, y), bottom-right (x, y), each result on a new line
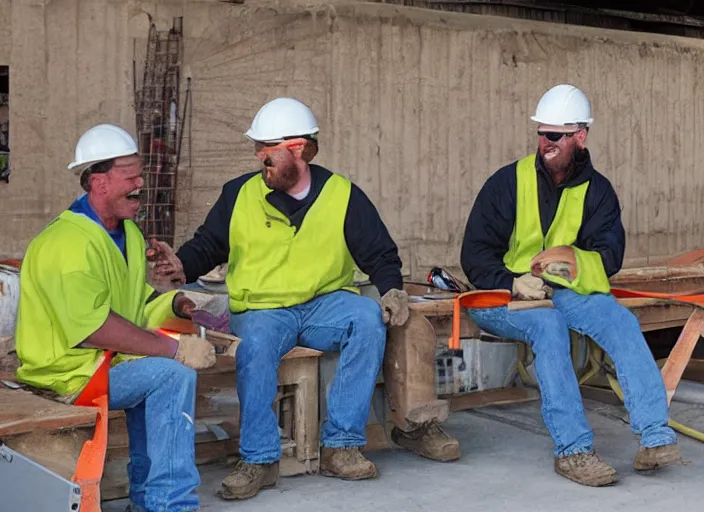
top-left (0, 264), bottom-right (20, 337)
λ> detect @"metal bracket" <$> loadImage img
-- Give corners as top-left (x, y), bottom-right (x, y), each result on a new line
top-left (0, 444), bottom-right (82, 511)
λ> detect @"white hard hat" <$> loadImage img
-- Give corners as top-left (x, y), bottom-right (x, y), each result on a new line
top-left (245, 97), bottom-right (319, 142)
top-left (68, 124), bottom-right (139, 172)
top-left (531, 84), bottom-right (593, 127)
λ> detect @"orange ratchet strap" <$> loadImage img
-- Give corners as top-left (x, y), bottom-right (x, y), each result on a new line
top-left (71, 350), bottom-right (114, 512)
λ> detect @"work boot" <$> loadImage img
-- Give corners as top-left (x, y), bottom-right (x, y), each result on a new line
top-left (320, 446), bottom-right (378, 480)
top-left (391, 420), bottom-right (461, 462)
top-left (554, 451), bottom-right (617, 487)
top-left (633, 443), bottom-right (682, 471)
top-left (219, 460), bottom-right (279, 500)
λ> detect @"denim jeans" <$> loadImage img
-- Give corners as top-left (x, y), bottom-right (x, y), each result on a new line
top-left (230, 290), bottom-right (387, 463)
top-left (109, 357), bottom-right (200, 512)
top-left (468, 289), bottom-right (676, 457)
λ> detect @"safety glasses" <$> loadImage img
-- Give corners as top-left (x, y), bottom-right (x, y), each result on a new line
top-left (538, 131), bottom-right (576, 142)
top-left (254, 139), bottom-right (306, 154)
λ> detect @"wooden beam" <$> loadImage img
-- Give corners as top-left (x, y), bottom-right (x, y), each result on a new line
top-left (0, 389), bottom-right (97, 437)
top-left (449, 387), bottom-right (539, 412)
top-left (661, 309), bottom-right (704, 405)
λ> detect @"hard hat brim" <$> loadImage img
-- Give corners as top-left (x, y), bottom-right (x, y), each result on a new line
top-left (67, 151), bottom-right (139, 173)
top-left (531, 115), bottom-right (593, 127)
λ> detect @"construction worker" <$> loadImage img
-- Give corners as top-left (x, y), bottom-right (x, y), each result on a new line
top-left (155, 97), bottom-right (460, 500)
top-left (14, 124), bottom-right (216, 512)
top-left (460, 85), bottom-right (681, 486)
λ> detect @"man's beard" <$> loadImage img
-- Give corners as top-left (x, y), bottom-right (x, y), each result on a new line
top-left (543, 146), bottom-right (576, 174)
top-left (262, 164), bottom-right (299, 192)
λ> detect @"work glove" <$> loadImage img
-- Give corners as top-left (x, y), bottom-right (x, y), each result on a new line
top-left (174, 334), bottom-right (217, 370)
top-left (512, 274), bottom-right (553, 301)
top-left (381, 288), bottom-right (410, 327)
top-left (530, 246), bottom-right (577, 283)
top-left (190, 294), bottom-right (231, 333)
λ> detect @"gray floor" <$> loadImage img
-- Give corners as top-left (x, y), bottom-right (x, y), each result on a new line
top-left (104, 399), bottom-right (704, 511)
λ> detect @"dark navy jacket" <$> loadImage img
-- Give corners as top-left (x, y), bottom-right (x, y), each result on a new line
top-left (460, 149), bottom-right (625, 291)
top-left (176, 165), bottom-right (403, 296)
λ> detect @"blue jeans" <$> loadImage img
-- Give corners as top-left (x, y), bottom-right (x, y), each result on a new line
top-left (468, 289), bottom-right (676, 457)
top-left (230, 290), bottom-right (386, 463)
top-left (109, 357), bottom-right (200, 512)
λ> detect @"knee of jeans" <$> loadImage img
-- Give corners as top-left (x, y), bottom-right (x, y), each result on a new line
top-left (607, 303), bottom-right (640, 329)
top-left (526, 311), bottom-right (569, 348)
top-left (347, 299), bottom-right (386, 346)
top-left (235, 337), bottom-right (279, 371)
top-left (169, 359), bottom-right (198, 388)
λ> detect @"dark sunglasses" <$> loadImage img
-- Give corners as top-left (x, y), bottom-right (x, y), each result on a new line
top-left (538, 131), bottom-right (576, 142)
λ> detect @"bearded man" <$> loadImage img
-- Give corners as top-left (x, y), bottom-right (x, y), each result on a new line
top-left (157, 97), bottom-right (459, 500)
top-left (460, 84), bottom-right (681, 487)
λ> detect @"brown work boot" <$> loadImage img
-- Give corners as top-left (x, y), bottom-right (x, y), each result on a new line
top-left (218, 460), bottom-right (279, 500)
top-left (634, 444), bottom-right (682, 471)
top-left (391, 420), bottom-right (461, 462)
top-left (554, 451), bottom-right (617, 487)
top-left (320, 446), bottom-right (378, 480)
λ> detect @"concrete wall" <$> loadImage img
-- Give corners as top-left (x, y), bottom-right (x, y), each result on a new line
top-left (0, 2), bottom-right (10, 64)
top-left (2, 1), bottom-right (704, 279)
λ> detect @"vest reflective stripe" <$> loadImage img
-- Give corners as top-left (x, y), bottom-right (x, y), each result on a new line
top-left (227, 173), bottom-right (358, 313)
top-left (503, 154), bottom-right (589, 274)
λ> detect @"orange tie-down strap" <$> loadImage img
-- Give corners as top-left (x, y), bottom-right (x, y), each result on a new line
top-left (72, 350), bottom-right (114, 512)
top-left (448, 288), bottom-right (704, 350)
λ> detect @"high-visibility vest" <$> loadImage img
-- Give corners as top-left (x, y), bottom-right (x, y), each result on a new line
top-left (226, 173), bottom-right (358, 312)
top-left (503, 154), bottom-right (610, 295)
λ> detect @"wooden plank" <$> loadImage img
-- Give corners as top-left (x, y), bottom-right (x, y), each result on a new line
top-left (626, 302), bottom-right (695, 332)
top-left (448, 387), bottom-right (540, 412)
top-left (0, 389), bottom-right (97, 437)
top-left (410, 295), bottom-right (696, 333)
top-left (661, 309), bottom-right (704, 404)
top-left (198, 347), bottom-right (323, 376)
top-left (409, 299), bottom-right (454, 317)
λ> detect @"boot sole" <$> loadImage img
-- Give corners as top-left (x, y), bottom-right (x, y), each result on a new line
top-left (391, 435), bottom-right (461, 463)
top-left (218, 479), bottom-right (278, 500)
top-left (634, 446), bottom-right (683, 472)
top-left (556, 469), bottom-right (617, 487)
top-left (320, 468), bottom-right (378, 481)
top-left (634, 455), bottom-right (683, 472)
top-left (397, 446), bottom-right (461, 462)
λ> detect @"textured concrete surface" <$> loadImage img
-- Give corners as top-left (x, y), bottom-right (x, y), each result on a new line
top-left (103, 399), bottom-right (704, 512)
top-left (4, 1), bottom-right (704, 275)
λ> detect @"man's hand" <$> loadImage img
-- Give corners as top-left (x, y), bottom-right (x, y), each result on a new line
top-left (147, 239), bottom-right (186, 292)
top-left (174, 334), bottom-right (216, 370)
top-left (381, 288), bottom-right (409, 327)
top-left (512, 274), bottom-right (553, 301)
top-left (530, 246), bottom-right (577, 282)
top-left (173, 292), bottom-right (196, 319)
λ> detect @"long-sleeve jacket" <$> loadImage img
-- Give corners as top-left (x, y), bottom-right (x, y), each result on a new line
top-left (177, 164), bottom-right (403, 296)
top-left (461, 149), bottom-right (625, 291)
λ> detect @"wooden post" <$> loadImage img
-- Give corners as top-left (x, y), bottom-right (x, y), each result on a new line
top-left (661, 308), bottom-right (704, 405)
top-left (384, 309), bottom-right (449, 431)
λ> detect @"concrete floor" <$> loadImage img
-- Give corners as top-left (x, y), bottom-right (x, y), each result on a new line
top-left (104, 399), bottom-right (704, 512)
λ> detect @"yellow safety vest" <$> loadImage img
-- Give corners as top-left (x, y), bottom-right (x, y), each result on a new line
top-left (15, 211), bottom-right (177, 397)
top-left (227, 173), bottom-right (359, 312)
top-left (503, 154), bottom-right (610, 295)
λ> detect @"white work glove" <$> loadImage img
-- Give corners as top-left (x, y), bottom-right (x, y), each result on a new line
top-left (512, 274), bottom-right (553, 301)
top-left (174, 334), bottom-right (217, 370)
top-left (381, 289), bottom-right (410, 327)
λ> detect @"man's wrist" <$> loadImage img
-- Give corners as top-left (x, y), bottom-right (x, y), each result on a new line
top-left (157, 331), bottom-right (179, 358)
